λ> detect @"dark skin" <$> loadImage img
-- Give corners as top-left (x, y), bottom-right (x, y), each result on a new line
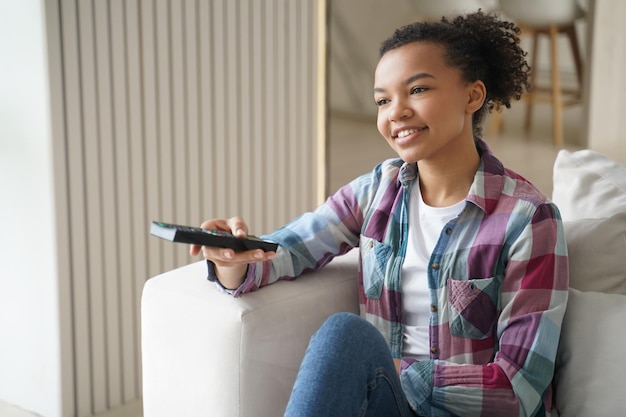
top-left (374, 41), bottom-right (484, 207)
top-left (189, 216), bottom-right (275, 290)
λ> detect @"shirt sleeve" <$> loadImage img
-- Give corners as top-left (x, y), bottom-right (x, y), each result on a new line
top-left (207, 162), bottom-right (387, 297)
top-left (400, 202), bottom-right (570, 417)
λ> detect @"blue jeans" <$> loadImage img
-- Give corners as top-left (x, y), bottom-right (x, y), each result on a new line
top-left (284, 312), bottom-right (416, 417)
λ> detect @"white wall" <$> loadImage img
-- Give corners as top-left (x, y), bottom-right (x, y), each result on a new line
top-left (0, 0), bottom-right (62, 416)
top-left (586, 0), bottom-right (626, 164)
top-left (329, 0), bottom-right (420, 117)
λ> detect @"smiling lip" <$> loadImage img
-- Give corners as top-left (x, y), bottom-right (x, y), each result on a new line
top-left (392, 126), bottom-right (427, 140)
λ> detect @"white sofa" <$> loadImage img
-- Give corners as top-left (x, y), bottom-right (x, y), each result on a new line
top-left (141, 149), bottom-right (626, 417)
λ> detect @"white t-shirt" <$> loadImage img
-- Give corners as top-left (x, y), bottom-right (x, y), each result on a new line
top-left (401, 181), bottom-right (465, 359)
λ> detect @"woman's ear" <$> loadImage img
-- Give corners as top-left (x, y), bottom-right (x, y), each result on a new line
top-left (466, 80), bottom-right (486, 114)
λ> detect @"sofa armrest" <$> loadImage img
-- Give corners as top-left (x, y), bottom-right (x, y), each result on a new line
top-left (141, 250), bottom-right (360, 417)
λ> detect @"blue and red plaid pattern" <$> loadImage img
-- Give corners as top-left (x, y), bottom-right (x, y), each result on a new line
top-left (209, 140), bottom-right (569, 417)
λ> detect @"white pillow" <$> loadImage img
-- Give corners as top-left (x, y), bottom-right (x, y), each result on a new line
top-left (564, 212), bottom-right (626, 294)
top-left (552, 149), bottom-right (626, 221)
top-left (554, 289), bottom-right (626, 417)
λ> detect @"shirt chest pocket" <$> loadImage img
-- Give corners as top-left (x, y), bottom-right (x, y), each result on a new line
top-left (359, 235), bottom-right (392, 299)
top-left (447, 277), bottom-right (498, 340)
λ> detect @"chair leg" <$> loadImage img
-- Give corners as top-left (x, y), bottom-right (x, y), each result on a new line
top-left (487, 109), bottom-right (503, 139)
top-left (565, 24), bottom-right (584, 94)
top-left (549, 24), bottom-right (564, 147)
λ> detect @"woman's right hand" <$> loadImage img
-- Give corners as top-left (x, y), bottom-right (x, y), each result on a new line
top-left (189, 216), bottom-right (276, 290)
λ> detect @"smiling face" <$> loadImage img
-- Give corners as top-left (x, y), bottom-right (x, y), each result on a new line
top-left (374, 42), bottom-right (485, 164)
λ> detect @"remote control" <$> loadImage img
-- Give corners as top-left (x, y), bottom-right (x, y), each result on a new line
top-left (150, 221), bottom-right (278, 252)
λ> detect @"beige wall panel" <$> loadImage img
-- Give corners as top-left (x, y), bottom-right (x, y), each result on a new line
top-left (46, 0), bottom-right (324, 415)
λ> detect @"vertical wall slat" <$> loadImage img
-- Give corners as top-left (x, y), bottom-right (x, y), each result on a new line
top-left (109, 0), bottom-right (137, 405)
top-left (275, 0), bottom-right (287, 226)
top-left (303, 1), bottom-right (316, 210)
top-left (125, 0), bottom-right (147, 397)
top-left (184, 0), bottom-right (201, 227)
top-left (59, 0), bottom-right (93, 415)
top-left (250, 0), bottom-right (265, 230)
top-left (94, 0), bottom-right (123, 412)
top-left (50, 1), bottom-right (322, 415)
top-left (224, 0), bottom-right (236, 215)
top-left (198, 1), bottom-right (216, 227)
top-left (43, 0), bottom-right (76, 413)
top-left (212, 0), bottom-right (227, 218)
top-left (238, 1), bottom-right (252, 229)
top-left (75, 0), bottom-right (107, 414)
top-left (264, 0), bottom-right (278, 229)
top-left (169, 0), bottom-right (187, 266)
top-left (155, 0), bottom-right (175, 272)
top-left (288, 1), bottom-right (298, 218)
top-left (141, 0), bottom-right (163, 278)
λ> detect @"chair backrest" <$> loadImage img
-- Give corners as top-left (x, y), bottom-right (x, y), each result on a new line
top-left (412, 0), bottom-right (497, 20)
top-left (498, 0), bottom-right (585, 27)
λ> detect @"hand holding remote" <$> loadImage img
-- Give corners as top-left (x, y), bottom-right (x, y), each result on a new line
top-left (189, 217), bottom-right (276, 290)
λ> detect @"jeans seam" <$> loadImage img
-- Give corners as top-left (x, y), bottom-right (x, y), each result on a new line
top-left (358, 368), bottom-right (412, 417)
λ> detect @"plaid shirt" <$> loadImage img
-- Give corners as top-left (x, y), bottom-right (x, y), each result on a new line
top-left (211, 140), bottom-right (569, 417)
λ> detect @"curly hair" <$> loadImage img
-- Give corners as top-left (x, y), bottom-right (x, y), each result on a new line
top-left (378, 10), bottom-right (530, 137)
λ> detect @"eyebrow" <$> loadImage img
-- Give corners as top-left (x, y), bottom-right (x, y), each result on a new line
top-left (374, 72), bottom-right (435, 93)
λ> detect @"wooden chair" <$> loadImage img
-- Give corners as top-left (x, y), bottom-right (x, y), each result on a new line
top-left (497, 0), bottom-right (586, 147)
top-left (412, 0), bottom-right (498, 20)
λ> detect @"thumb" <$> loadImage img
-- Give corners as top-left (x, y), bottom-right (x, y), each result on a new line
top-left (228, 216), bottom-right (249, 237)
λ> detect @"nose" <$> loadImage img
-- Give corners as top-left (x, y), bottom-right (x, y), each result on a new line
top-left (388, 98), bottom-right (412, 122)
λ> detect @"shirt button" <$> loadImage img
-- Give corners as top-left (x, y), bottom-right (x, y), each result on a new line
top-left (430, 346), bottom-right (439, 354)
top-left (445, 227), bottom-right (452, 235)
top-left (432, 263), bottom-right (439, 270)
top-left (430, 305), bottom-right (437, 313)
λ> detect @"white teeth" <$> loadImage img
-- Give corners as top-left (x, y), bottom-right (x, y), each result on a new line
top-left (397, 128), bottom-right (421, 138)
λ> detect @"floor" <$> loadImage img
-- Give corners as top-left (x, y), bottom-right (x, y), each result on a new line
top-left (0, 401), bottom-right (41, 417)
top-left (328, 98), bottom-right (586, 198)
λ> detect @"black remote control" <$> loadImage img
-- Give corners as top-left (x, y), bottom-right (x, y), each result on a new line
top-left (150, 221), bottom-right (278, 252)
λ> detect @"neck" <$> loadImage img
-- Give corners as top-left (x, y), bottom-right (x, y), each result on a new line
top-left (417, 140), bottom-right (480, 207)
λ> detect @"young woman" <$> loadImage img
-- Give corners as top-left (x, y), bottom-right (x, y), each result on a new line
top-left (190, 11), bottom-right (569, 417)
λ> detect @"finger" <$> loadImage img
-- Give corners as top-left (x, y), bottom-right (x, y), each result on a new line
top-left (191, 219), bottom-right (231, 256)
top-left (227, 216), bottom-right (249, 237)
top-left (202, 246), bottom-right (275, 265)
top-left (200, 218), bottom-right (230, 232)
top-left (189, 244), bottom-right (201, 256)
top-left (201, 245), bottom-right (234, 264)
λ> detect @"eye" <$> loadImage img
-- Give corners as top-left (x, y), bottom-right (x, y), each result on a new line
top-left (375, 98), bottom-right (390, 107)
top-left (410, 86), bottom-right (428, 94)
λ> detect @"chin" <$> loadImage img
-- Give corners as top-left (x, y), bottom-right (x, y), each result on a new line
top-left (396, 151), bottom-right (421, 163)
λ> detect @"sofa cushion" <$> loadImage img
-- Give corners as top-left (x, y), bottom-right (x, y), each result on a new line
top-left (553, 289), bottom-right (626, 417)
top-left (552, 149), bottom-right (626, 221)
top-left (564, 212), bottom-right (626, 294)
